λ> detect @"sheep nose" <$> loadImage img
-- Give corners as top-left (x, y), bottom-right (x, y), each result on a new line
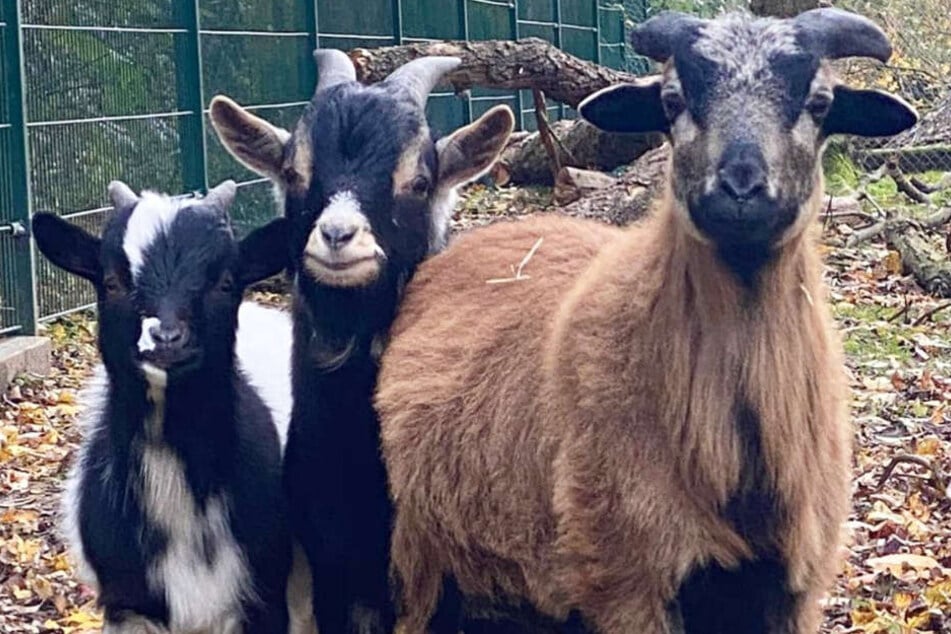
top-left (150, 320), bottom-right (188, 350)
top-left (319, 222), bottom-right (358, 250)
top-left (718, 144), bottom-right (767, 201)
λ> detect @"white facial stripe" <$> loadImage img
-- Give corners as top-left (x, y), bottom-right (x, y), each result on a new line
top-left (321, 190), bottom-right (364, 225)
top-left (138, 317), bottom-right (160, 354)
top-left (122, 193), bottom-right (185, 280)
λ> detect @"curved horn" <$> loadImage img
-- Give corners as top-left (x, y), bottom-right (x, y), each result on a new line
top-left (794, 8), bottom-right (892, 62)
top-left (108, 180), bottom-right (139, 209)
top-left (384, 56), bottom-right (462, 108)
top-left (204, 180), bottom-right (237, 211)
top-left (629, 11), bottom-right (704, 62)
top-left (314, 49), bottom-right (357, 93)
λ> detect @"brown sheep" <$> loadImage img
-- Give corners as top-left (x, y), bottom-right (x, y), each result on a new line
top-left (375, 9), bottom-right (918, 634)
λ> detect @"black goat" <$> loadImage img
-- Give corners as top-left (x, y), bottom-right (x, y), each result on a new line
top-left (33, 181), bottom-right (294, 633)
top-left (209, 50), bottom-right (514, 632)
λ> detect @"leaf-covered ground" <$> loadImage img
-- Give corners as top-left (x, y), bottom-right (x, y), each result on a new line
top-left (1, 188), bottom-right (950, 632)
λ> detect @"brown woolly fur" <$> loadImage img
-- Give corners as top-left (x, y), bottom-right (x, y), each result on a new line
top-left (376, 177), bottom-right (850, 632)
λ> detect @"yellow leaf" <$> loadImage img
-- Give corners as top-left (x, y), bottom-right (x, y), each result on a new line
top-left (893, 590), bottom-right (913, 612)
top-left (916, 436), bottom-right (942, 456)
top-left (866, 553), bottom-right (941, 576)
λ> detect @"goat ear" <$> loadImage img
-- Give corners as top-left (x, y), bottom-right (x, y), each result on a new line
top-left (237, 218), bottom-right (290, 286)
top-left (436, 105), bottom-right (514, 189)
top-left (824, 86), bottom-right (918, 138)
top-left (209, 95), bottom-right (291, 180)
top-left (31, 213), bottom-right (102, 283)
top-left (579, 79), bottom-right (667, 134)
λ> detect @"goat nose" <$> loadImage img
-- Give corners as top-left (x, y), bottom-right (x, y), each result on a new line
top-left (719, 162), bottom-right (766, 201)
top-left (718, 144), bottom-right (767, 201)
top-left (319, 222), bottom-right (358, 250)
top-left (149, 321), bottom-right (187, 349)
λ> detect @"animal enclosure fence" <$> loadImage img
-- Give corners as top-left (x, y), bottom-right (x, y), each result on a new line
top-left (0, 0), bottom-right (645, 336)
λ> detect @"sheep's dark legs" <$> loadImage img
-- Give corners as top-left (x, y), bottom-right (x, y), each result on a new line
top-left (309, 562), bottom-right (396, 634)
top-left (677, 558), bottom-right (797, 634)
top-left (243, 589), bottom-right (290, 634)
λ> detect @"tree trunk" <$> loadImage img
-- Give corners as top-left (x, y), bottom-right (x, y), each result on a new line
top-left (348, 38), bottom-right (647, 109)
top-left (492, 119), bottom-right (661, 186)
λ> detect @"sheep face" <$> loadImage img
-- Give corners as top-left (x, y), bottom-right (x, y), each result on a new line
top-left (209, 51), bottom-right (514, 291)
top-left (581, 10), bottom-right (917, 266)
top-left (31, 181), bottom-right (288, 384)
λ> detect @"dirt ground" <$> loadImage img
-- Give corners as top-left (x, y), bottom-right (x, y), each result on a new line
top-left (1, 185), bottom-right (950, 633)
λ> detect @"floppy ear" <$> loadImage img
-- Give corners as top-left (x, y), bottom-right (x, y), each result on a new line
top-left (32, 213), bottom-right (102, 283)
top-left (237, 218), bottom-right (290, 286)
top-left (579, 79), bottom-right (667, 134)
top-left (209, 95), bottom-right (291, 180)
top-left (436, 105), bottom-right (515, 189)
top-left (824, 86), bottom-right (918, 138)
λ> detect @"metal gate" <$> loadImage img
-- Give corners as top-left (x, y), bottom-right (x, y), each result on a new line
top-left (0, 0), bottom-right (635, 335)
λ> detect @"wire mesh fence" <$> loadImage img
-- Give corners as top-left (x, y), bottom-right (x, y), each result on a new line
top-left (0, 0), bottom-right (636, 335)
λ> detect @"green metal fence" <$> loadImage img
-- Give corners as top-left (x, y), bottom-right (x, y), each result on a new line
top-left (0, 0), bottom-right (637, 335)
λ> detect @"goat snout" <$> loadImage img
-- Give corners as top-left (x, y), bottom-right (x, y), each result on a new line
top-left (151, 320), bottom-right (188, 349)
top-left (717, 143), bottom-right (767, 202)
top-left (318, 220), bottom-right (358, 250)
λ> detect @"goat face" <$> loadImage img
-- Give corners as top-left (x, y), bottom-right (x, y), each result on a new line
top-left (581, 9), bottom-right (917, 256)
top-left (209, 50), bottom-right (514, 291)
top-left (31, 181), bottom-right (288, 383)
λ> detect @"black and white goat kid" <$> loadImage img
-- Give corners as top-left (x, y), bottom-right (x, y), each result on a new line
top-left (209, 51), bottom-right (514, 633)
top-left (32, 181), bottom-right (296, 633)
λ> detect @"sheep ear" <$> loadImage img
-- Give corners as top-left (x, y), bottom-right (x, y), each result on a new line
top-left (237, 217), bottom-right (290, 286)
top-left (579, 79), bottom-right (667, 134)
top-left (209, 95), bottom-right (291, 180)
top-left (32, 213), bottom-right (102, 283)
top-left (823, 86), bottom-right (918, 138)
top-left (436, 105), bottom-right (515, 189)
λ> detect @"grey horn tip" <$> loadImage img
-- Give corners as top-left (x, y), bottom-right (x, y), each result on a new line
top-left (314, 48), bottom-right (358, 93)
top-left (205, 180), bottom-right (237, 210)
top-left (384, 56), bottom-right (463, 108)
top-left (630, 11), bottom-right (703, 63)
top-left (794, 8), bottom-right (893, 62)
top-left (107, 180), bottom-right (138, 209)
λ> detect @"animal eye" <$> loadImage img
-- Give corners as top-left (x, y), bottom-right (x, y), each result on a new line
top-left (662, 92), bottom-right (686, 121)
top-left (410, 175), bottom-right (430, 196)
top-left (103, 275), bottom-right (124, 296)
top-left (806, 94), bottom-right (833, 119)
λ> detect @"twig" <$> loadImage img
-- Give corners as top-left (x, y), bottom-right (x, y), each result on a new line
top-left (531, 89), bottom-right (562, 180)
top-left (919, 206), bottom-right (951, 230)
top-left (912, 300), bottom-right (951, 326)
top-left (486, 237), bottom-right (544, 284)
top-left (886, 161), bottom-right (931, 205)
top-left (845, 219), bottom-right (888, 247)
top-left (886, 295), bottom-right (913, 322)
top-left (876, 453), bottom-right (950, 499)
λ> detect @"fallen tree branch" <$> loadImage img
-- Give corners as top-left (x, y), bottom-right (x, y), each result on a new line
top-left (349, 38), bottom-right (645, 108)
top-left (887, 161), bottom-right (931, 204)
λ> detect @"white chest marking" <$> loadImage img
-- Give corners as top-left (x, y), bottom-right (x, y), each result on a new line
top-left (140, 378), bottom-right (252, 631)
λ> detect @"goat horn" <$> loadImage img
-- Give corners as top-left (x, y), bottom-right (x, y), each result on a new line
top-left (384, 56), bottom-right (462, 109)
top-left (793, 8), bottom-right (892, 62)
top-left (108, 180), bottom-right (139, 209)
top-left (313, 49), bottom-right (357, 94)
top-left (629, 11), bottom-right (704, 63)
top-left (204, 180), bottom-right (237, 211)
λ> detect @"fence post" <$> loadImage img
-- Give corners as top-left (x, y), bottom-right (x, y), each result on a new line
top-left (392, 0), bottom-right (403, 44)
top-left (508, 0), bottom-right (524, 130)
top-left (174, 0), bottom-right (208, 195)
top-left (4, 0), bottom-right (37, 334)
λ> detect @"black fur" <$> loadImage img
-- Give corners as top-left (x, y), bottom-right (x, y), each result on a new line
top-left (282, 83), bottom-right (435, 634)
top-left (32, 197), bottom-right (292, 632)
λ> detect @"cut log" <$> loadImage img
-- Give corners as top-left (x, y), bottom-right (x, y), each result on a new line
top-left (560, 144), bottom-right (671, 225)
top-left (349, 38), bottom-right (648, 109)
top-left (491, 119), bottom-right (661, 186)
top-left (554, 167), bottom-right (617, 206)
top-left (885, 220), bottom-right (951, 297)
